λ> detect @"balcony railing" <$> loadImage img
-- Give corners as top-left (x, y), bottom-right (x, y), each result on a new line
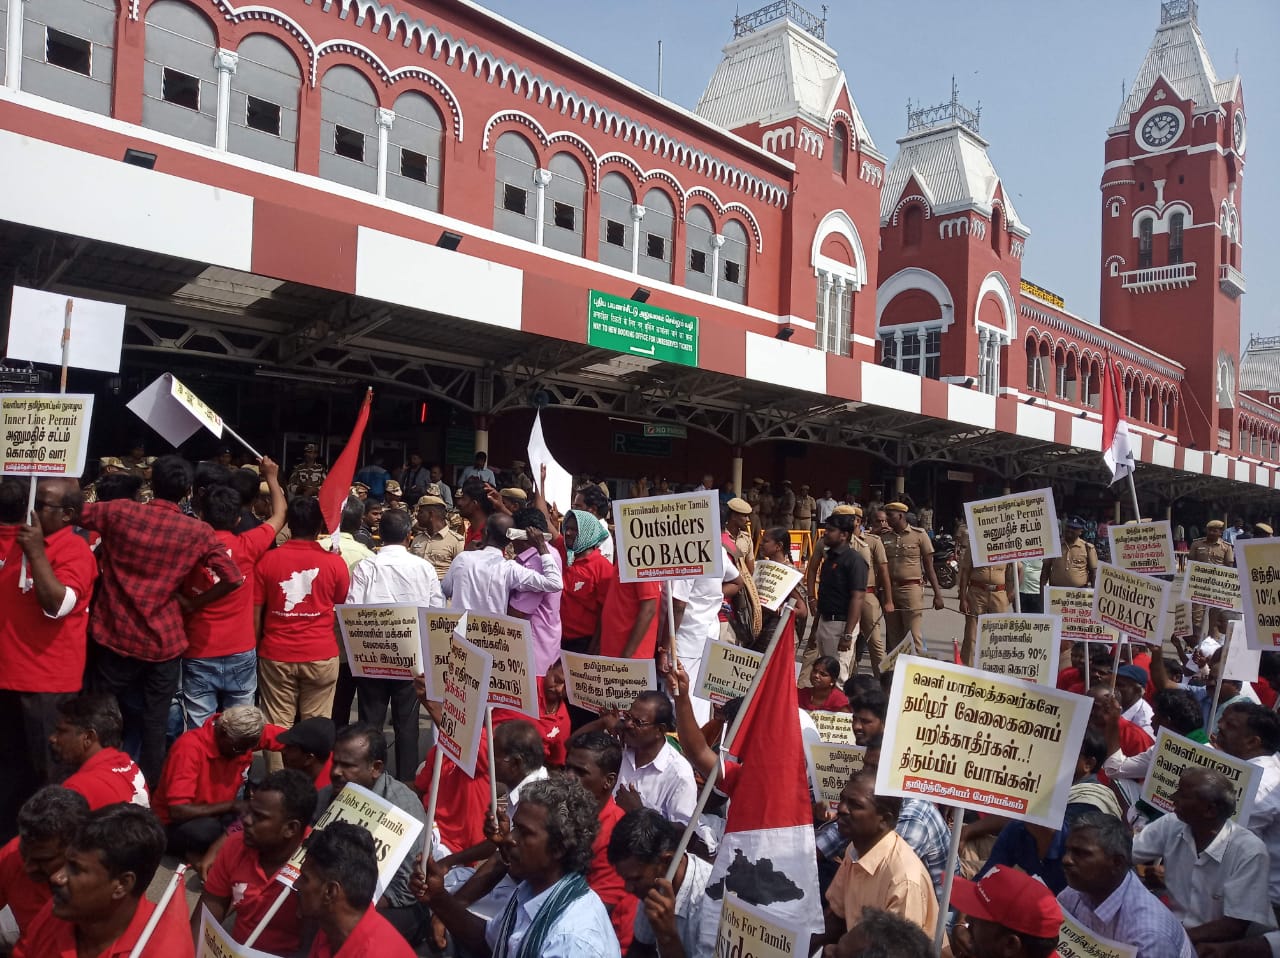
top-left (1120, 262), bottom-right (1197, 293)
top-left (1220, 263), bottom-right (1247, 299)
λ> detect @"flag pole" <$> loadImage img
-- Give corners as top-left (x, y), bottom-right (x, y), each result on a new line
top-left (663, 600), bottom-right (795, 882)
top-left (934, 815), bottom-right (964, 955)
top-left (127, 864), bottom-right (186, 958)
top-left (1124, 473), bottom-right (1142, 524)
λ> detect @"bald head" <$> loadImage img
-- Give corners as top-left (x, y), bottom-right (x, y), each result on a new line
top-left (485, 512), bottom-right (513, 548)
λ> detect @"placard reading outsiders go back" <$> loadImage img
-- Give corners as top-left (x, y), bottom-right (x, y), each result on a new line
top-left (876, 657), bottom-right (1089, 828)
top-left (613, 491), bottom-right (723, 582)
top-left (1107, 520), bottom-right (1175, 576)
top-left (1237, 536), bottom-right (1280, 649)
top-left (1, 394), bottom-right (93, 477)
top-left (1090, 564), bottom-right (1169, 645)
top-left (962, 489), bottom-right (1061, 567)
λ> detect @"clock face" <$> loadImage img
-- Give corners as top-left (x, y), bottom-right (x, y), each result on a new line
top-left (1234, 112), bottom-right (1247, 154)
top-left (1138, 108), bottom-right (1183, 150)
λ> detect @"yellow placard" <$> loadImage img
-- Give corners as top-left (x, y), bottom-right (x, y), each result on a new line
top-left (197, 906), bottom-right (274, 958)
top-left (1183, 560), bottom-right (1243, 612)
top-left (612, 491), bottom-right (723, 582)
top-left (807, 743), bottom-right (866, 811)
top-left (879, 638), bottom-right (912, 674)
top-left (337, 604), bottom-right (421, 680)
top-left (1057, 914), bottom-right (1137, 958)
top-left (1091, 564), bottom-right (1169, 645)
top-left (695, 638), bottom-right (764, 706)
top-left (876, 657), bottom-right (1090, 827)
top-left (715, 893), bottom-right (802, 958)
top-left (0, 393), bottom-right (93, 476)
top-left (168, 373), bottom-right (224, 435)
top-left (437, 636), bottom-right (493, 778)
top-left (963, 489), bottom-right (1062, 566)
top-left (1139, 728), bottom-right (1261, 823)
top-left (1107, 520), bottom-right (1175, 576)
top-left (464, 612), bottom-right (536, 717)
top-left (809, 709), bottom-right (856, 744)
top-left (976, 613), bottom-right (1061, 685)
top-left (419, 610), bottom-right (466, 701)
top-left (1048, 588), bottom-right (1121, 643)
top-left (1239, 537), bottom-right (1280, 648)
top-left (754, 559), bottom-right (802, 612)
top-left (560, 651), bottom-right (656, 715)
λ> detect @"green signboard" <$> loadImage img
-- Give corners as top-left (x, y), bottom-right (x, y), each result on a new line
top-left (612, 433), bottom-right (672, 457)
top-left (643, 423), bottom-right (687, 439)
top-left (587, 290), bottom-right (698, 367)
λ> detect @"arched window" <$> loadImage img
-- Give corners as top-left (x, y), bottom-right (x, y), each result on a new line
top-left (1217, 353), bottom-right (1235, 407)
top-left (720, 220), bottom-right (749, 305)
top-left (386, 91), bottom-right (443, 211)
top-left (492, 131), bottom-right (538, 242)
top-left (319, 65), bottom-right (379, 193)
top-left (543, 152), bottom-right (586, 256)
top-left (1054, 346), bottom-right (1067, 398)
top-left (638, 188), bottom-right (674, 284)
top-left (1168, 212), bottom-right (1185, 265)
top-left (22, 0), bottom-right (115, 114)
top-left (1124, 372), bottom-right (1136, 416)
top-left (142, 1), bottom-right (218, 145)
top-left (1162, 390), bottom-right (1174, 429)
top-left (832, 124), bottom-right (847, 177)
top-left (990, 207), bottom-right (1002, 255)
top-left (684, 205), bottom-right (715, 296)
top-left (1138, 218), bottom-right (1154, 269)
top-left (598, 172), bottom-right (635, 271)
top-left (229, 35), bottom-right (300, 170)
top-left (903, 206), bottom-right (923, 248)
top-left (1143, 381), bottom-right (1155, 422)
top-left (1026, 337), bottom-right (1047, 392)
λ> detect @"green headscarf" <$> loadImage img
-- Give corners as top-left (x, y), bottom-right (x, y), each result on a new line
top-left (566, 509), bottom-right (608, 564)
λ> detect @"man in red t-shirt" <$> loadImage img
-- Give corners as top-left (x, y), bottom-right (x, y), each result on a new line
top-left (296, 822), bottom-right (415, 958)
top-left (1086, 685), bottom-right (1153, 768)
top-left (254, 497), bottom-right (351, 768)
top-left (0, 787), bottom-right (88, 942)
top-left (0, 476), bottom-right (98, 836)
top-left (193, 769), bottom-right (315, 953)
top-left (14, 805), bottom-right (193, 958)
top-left (50, 694), bottom-right (149, 809)
top-left (415, 724), bottom-right (492, 857)
top-left (182, 458), bottom-right (287, 731)
top-left (598, 565), bottom-right (661, 659)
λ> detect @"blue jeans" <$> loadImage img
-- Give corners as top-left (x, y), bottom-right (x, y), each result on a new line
top-left (181, 650), bottom-right (258, 731)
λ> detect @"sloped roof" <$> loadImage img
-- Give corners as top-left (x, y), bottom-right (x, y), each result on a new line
top-left (879, 123), bottom-right (1028, 236)
top-left (696, 18), bottom-right (875, 149)
top-left (1240, 339), bottom-right (1280, 393)
top-left (1116, 11), bottom-right (1229, 124)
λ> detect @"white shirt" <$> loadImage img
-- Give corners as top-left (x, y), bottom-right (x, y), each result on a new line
top-left (633, 852), bottom-right (715, 956)
top-left (1248, 752), bottom-right (1280, 903)
top-left (483, 879), bottom-right (620, 958)
top-left (615, 742), bottom-right (698, 825)
top-left (1121, 697), bottom-right (1155, 736)
top-left (816, 498), bottom-right (838, 523)
top-left (460, 465), bottom-right (496, 486)
top-left (442, 546), bottom-right (562, 615)
top-left (1132, 814), bottom-right (1276, 930)
top-left (347, 544), bottom-right (443, 608)
top-left (669, 548), bottom-right (740, 660)
top-left (598, 526), bottom-right (615, 564)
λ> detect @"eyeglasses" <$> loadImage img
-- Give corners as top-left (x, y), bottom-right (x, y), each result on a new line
top-left (619, 713), bottom-right (655, 728)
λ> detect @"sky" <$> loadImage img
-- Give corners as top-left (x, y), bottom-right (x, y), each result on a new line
top-left (479, 0), bottom-right (1279, 342)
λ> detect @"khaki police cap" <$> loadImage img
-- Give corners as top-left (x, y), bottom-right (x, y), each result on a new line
top-left (831, 504), bottom-right (860, 516)
top-left (416, 495), bottom-right (446, 509)
top-left (727, 497), bottom-right (752, 515)
top-left (884, 502), bottom-right (910, 513)
top-left (100, 457), bottom-right (124, 470)
top-left (500, 487), bottom-right (528, 502)
top-left (1206, 519), bottom-right (1226, 530)
top-left (384, 481), bottom-right (403, 496)
top-left (1256, 523), bottom-right (1274, 536)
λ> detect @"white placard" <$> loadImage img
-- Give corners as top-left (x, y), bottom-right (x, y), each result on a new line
top-left (6, 286), bottom-right (125, 373)
top-left (527, 411), bottom-right (573, 514)
top-left (127, 372), bottom-right (225, 448)
top-left (1221, 621), bottom-right (1261, 682)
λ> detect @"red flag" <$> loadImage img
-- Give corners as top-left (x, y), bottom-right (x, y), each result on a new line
top-left (1101, 352), bottom-right (1134, 485)
top-left (318, 388), bottom-right (373, 539)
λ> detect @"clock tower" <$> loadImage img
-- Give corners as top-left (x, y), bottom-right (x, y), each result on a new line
top-left (1099, 0), bottom-right (1245, 452)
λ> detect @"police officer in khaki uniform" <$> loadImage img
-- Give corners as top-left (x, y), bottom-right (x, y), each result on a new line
top-left (288, 443), bottom-right (327, 495)
top-left (778, 480), bottom-right (797, 529)
top-left (1188, 519), bottom-right (1235, 638)
top-left (409, 495), bottom-right (464, 578)
top-left (957, 529), bottom-right (1014, 667)
top-left (850, 504), bottom-right (894, 675)
top-left (745, 478), bottom-right (764, 516)
top-left (500, 486), bottom-right (528, 515)
top-left (384, 480), bottom-right (406, 510)
top-left (796, 484), bottom-right (817, 538)
top-left (724, 497), bottom-right (756, 575)
top-left (881, 501), bottom-right (944, 654)
top-left (1040, 515), bottom-right (1098, 599)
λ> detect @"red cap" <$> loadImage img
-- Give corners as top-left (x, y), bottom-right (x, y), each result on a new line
top-left (950, 866), bottom-right (1063, 938)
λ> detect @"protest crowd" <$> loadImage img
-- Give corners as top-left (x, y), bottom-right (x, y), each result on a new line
top-left (3, 432), bottom-right (1280, 958)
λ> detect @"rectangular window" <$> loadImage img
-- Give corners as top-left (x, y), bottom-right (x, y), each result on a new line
top-left (924, 329), bottom-right (941, 380)
top-left (605, 220), bottom-right (626, 247)
top-left (645, 233), bottom-right (666, 260)
top-left (46, 28), bottom-right (91, 75)
top-left (503, 183), bottom-right (528, 215)
top-left (552, 201), bottom-right (576, 231)
top-left (1169, 217), bottom-right (1184, 265)
top-left (689, 249), bottom-right (707, 274)
top-left (900, 334), bottom-right (922, 376)
top-left (161, 68), bottom-right (200, 110)
top-left (723, 260), bottom-right (742, 285)
top-left (246, 96), bottom-right (282, 136)
top-left (880, 334), bottom-right (897, 369)
top-left (334, 126), bottom-right (364, 162)
top-left (400, 148), bottom-right (428, 183)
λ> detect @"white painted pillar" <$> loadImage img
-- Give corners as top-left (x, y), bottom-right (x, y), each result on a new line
top-left (731, 453), bottom-right (743, 501)
top-left (629, 204), bottom-right (646, 274)
top-left (532, 168), bottom-right (552, 246)
top-left (833, 278), bottom-right (848, 355)
top-left (710, 233), bottom-right (726, 297)
top-left (5, 0), bottom-right (23, 91)
top-left (893, 329), bottom-right (904, 372)
top-left (213, 49), bottom-right (238, 152)
top-left (977, 327), bottom-right (990, 393)
top-left (474, 427), bottom-right (489, 458)
top-left (375, 108), bottom-right (395, 198)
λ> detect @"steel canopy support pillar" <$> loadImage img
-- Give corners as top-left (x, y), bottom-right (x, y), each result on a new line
top-left (731, 446), bottom-right (743, 499)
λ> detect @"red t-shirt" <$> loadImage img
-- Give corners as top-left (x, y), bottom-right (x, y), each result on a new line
top-left (0, 837), bottom-right (50, 934)
top-left (204, 831), bottom-right (302, 954)
top-left (1118, 717), bottom-right (1154, 756)
top-left (492, 678), bottom-right (571, 766)
top-left (1057, 667), bottom-right (1084, 693)
top-left (269, 729), bottom-right (333, 791)
top-left (15, 892), bottom-right (193, 958)
top-left (590, 798), bottom-right (635, 952)
top-left (560, 549), bottom-right (614, 639)
top-left (63, 747), bottom-right (149, 809)
top-left (598, 569), bottom-right (662, 659)
top-left (417, 731), bottom-right (490, 854)
top-left (185, 524), bottom-right (277, 659)
top-left (307, 905), bottom-right (416, 958)
top-left (797, 688), bottom-right (850, 712)
top-left (0, 526), bottom-right (98, 693)
top-left (151, 718), bottom-right (284, 824)
top-left (254, 540), bottom-right (351, 663)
